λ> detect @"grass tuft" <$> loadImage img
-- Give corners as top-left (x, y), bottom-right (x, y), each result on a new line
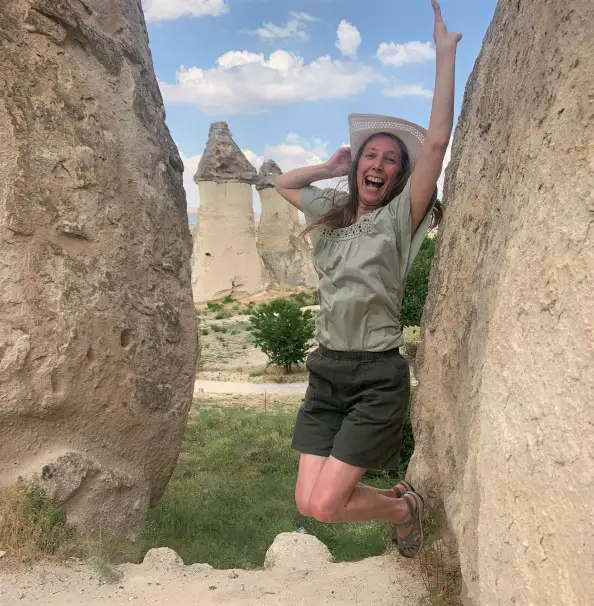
top-left (418, 505), bottom-right (463, 606)
top-left (0, 484), bottom-right (75, 561)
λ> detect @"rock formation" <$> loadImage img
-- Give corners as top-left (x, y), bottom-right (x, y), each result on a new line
top-left (191, 122), bottom-right (267, 303)
top-left (408, 1), bottom-right (593, 603)
top-left (0, 0), bottom-right (198, 540)
top-left (256, 160), bottom-right (317, 288)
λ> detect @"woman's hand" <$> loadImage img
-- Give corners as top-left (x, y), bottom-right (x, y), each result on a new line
top-left (431, 0), bottom-right (462, 50)
top-left (324, 146), bottom-right (352, 178)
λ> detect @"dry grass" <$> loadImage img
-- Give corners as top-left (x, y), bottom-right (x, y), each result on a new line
top-left (417, 505), bottom-right (463, 606)
top-left (0, 484), bottom-right (75, 564)
top-left (0, 485), bottom-right (137, 584)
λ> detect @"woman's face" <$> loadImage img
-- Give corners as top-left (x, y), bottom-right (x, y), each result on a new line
top-left (356, 134), bottom-right (402, 207)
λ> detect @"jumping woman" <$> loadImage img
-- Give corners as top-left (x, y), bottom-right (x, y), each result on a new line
top-left (275, 0), bottom-right (461, 558)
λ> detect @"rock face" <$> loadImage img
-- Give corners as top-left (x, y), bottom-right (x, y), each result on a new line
top-left (408, 1), bottom-right (593, 604)
top-left (191, 122), bottom-right (267, 303)
top-left (0, 1), bottom-right (198, 540)
top-left (256, 161), bottom-right (317, 288)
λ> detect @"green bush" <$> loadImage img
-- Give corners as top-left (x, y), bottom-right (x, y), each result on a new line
top-left (401, 237), bottom-right (436, 327)
top-left (249, 299), bottom-right (315, 373)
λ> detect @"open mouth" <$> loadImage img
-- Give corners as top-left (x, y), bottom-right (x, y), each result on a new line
top-left (364, 175), bottom-right (385, 190)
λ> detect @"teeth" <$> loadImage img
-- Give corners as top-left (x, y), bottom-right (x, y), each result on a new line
top-left (366, 176), bottom-right (384, 184)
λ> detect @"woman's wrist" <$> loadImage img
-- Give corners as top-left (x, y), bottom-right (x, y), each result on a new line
top-left (320, 163), bottom-right (342, 179)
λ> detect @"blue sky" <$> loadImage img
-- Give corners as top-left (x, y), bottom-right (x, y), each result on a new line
top-left (142, 0), bottom-right (498, 212)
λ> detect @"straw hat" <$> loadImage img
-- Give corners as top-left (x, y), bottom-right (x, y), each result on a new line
top-left (348, 113), bottom-right (427, 169)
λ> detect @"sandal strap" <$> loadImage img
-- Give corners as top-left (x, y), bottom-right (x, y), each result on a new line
top-left (393, 480), bottom-right (415, 497)
top-left (393, 493), bottom-right (418, 529)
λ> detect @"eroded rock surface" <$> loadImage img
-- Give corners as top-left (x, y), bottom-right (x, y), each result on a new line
top-left (0, 0), bottom-right (198, 540)
top-left (191, 122), bottom-right (267, 302)
top-left (408, 1), bottom-right (593, 604)
top-left (256, 160), bottom-right (317, 288)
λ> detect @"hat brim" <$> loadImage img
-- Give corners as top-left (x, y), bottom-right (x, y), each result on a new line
top-left (348, 113), bottom-right (427, 170)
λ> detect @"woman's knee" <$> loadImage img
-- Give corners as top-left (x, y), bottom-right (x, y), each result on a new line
top-left (308, 492), bottom-right (341, 523)
top-left (295, 486), bottom-right (314, 517)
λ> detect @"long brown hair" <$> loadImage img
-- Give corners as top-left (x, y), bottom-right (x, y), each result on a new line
top-left (302, 132), bottom-right (442, 236)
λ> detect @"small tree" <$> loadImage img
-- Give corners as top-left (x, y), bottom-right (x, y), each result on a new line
top-left (401, 236), bottom-right (437, 327)
top-left (249, 298), bottom-right (315, 373)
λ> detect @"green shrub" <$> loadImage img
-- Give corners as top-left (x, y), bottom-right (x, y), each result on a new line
top-left (206, 302), bottom-right (223, 311)
top-left (249, 299), bottom-right (315, 373)
top-left (222, 296), bottom-right (236, 304)
top-left (401, 237), bottom-right (436, 327)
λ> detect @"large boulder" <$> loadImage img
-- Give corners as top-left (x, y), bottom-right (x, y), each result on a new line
top-left (256, 160), bottom-right (317, 288)
top-left (191, 122), bottom-right (267, 303)
top-left (408, 1), bottom-right (593, 604)
top-left (0, 0), bottom-right (198, 540)
top-left (264, 532), bottom-right (333, 570)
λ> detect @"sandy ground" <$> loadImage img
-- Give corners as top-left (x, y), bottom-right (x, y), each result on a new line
top-left (0, 548), bottom-right (427, 606)
top-left (194, 380), bottom-right (307, 396)
top-left (190, 393), bottom-right (303, 411)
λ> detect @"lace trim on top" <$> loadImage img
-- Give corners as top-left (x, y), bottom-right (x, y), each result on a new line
top-left (319, 209), bottom-right (380, 242)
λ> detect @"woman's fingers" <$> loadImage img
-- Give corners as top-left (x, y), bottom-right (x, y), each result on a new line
top-left (431, 0), bottom-right (443, 20)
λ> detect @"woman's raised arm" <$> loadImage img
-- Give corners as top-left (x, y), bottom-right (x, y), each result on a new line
top-left (410, 0), bottom-right (462, 232)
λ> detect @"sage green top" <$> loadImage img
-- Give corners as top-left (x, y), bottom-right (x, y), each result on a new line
top-left (301, 178), bottom-right (432, 352)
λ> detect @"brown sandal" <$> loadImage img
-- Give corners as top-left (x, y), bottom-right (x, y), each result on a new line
top-left (392, 491), bottom-right (424, 558)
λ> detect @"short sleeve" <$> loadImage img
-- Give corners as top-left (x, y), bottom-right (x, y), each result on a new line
top-left (388, 177), bottom-right (435, 277)
top-left (300, 186), bottom-right (336, 223)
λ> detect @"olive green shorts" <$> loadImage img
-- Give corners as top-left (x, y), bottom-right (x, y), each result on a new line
top-left (292, 345), bottom-right (411, 470)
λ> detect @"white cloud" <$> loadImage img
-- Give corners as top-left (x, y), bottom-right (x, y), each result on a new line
top-left (263, 134), bottom-right (329, 172)
top-left (160, 50), bottom-right (379, 114)
top-left (377, 41), bottom-right (435, 67)
top-left (382, 83), bottom-right (433, 99)
top-left (142, 0), bottom-right (228, 22)
top-left (179, 151), bottom-right (202, 209)
top-left (243, 149), bottom-right (265, 171)
top-left (437, 137), bottom-right (453, 196)
top-left (253, 12), bottom-right (318, 41)
top-left (335, 20), bottom-right (361, 59)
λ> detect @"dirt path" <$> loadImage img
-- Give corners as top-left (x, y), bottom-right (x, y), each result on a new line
top-left (194, 380), bottom-right (307, 396)
top-left (0, 544), bottom-right (427, 605)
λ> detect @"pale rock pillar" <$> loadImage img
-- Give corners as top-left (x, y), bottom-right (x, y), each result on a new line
top-left (407, 1), bottom-right (594, 604)
top-left (0, 0), bottom-right (198, 540)
top-left (191, 122), bottom-right (267, 303)
top-left (256, 160), bottom-right (317, 288)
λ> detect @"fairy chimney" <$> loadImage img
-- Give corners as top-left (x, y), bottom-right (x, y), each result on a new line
top-left (407, 0), bottom-right (594, 603)
top-left (191, 122), bottom-right (267, 303)
top-left (256, 160), bottom-right (317, 287)
top-left (0, 0), bottom-right (198, 540)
